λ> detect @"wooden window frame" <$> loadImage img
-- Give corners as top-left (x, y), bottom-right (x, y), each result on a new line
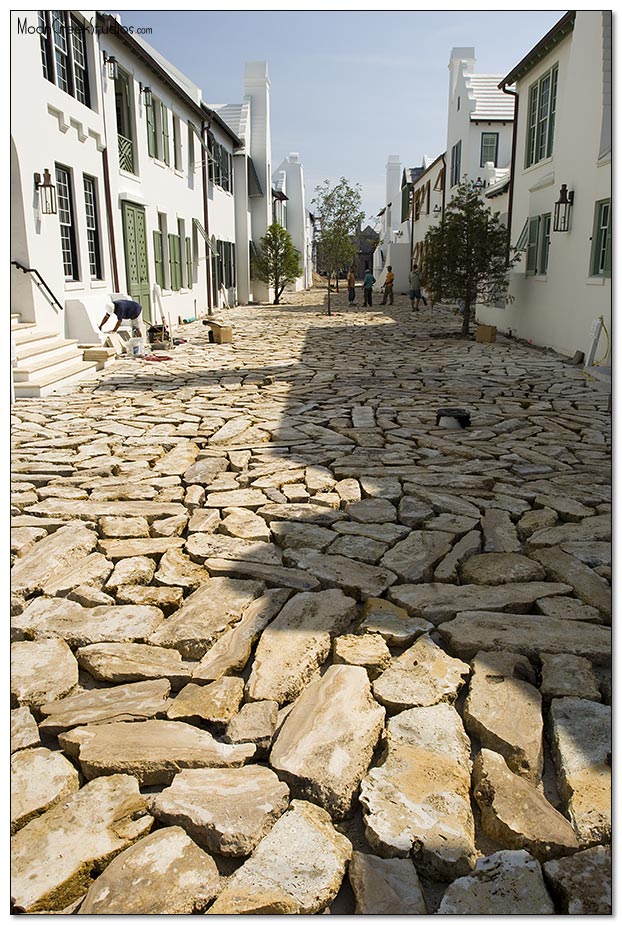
top-left (83, 174), bottom-right (102, 280)
top-left (55, 164), bottom-right (80, 281)
top-left (526, 64), bottom-right (558, 167)
top-left (40, 11), bottom-right (91, 107)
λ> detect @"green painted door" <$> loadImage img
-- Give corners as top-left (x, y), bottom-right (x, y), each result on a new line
top-left (122, 202), bottom-right (151, 322)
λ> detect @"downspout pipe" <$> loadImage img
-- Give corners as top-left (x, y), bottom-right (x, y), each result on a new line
top-left (201, 119), bottom-right (213, 315)
top-left (102, 147), bottom-right (120, 293)
top-left (500, 82), bottom-right (519, 265)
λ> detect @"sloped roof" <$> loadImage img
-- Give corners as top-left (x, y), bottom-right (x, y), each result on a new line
top-left (209, 102), bottom-right (250, 145)
top-left (500, 11), bottom-right (575, 87)
top-left (468, 75), bottom-right (515, 120)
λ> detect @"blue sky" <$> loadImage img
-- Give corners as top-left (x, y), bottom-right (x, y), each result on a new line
top-left (115, 10), bottom-right (564, 220)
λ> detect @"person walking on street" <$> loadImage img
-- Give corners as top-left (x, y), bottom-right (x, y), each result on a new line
top-left (381, 265), bottom-right (395, 305)
top-left (408, 264), bottom-right (427, 312)
top-left (362, 269), bottom-right (376, 307)
top-left (347, 266), bottom-right (357, 306)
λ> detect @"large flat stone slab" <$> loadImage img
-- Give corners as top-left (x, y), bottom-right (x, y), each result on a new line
top-left (24, 499), bottom-right (187, 523)
top-left (40, 552), bottom-right (113, 596)
top-left (192, 589), bottom-right (292, 682)
top-left (14, 597), bottom-right (164, 647)
top-left (149, 577), bottom-right (264, 659)
top-left (438, 611), bottom-right (611, 665)
top-left (11, 638), bottom-right (78, 709)
top-left (203, 557), bottom-right (319, 591)
top-left (372, 635), bottom-right (470, 713)
top-left (11, 747), bottom-right (80, 832)
top-left (257, 502), bottom-right (346, 526)
top-left (358, 597), bottom-right (433, 646)
top-left (11, 774), bottom-right (152, 913)
top-left (167, 677), bottom-right (244, 726)
top-left (206, 800), bottom-right (352, 914)
top-left (548, 697), bottom-right (611, 846)
top-left (186, 531), bottom-right (282, 564)
top-left (247, 589), bottom-right (357, 705)
top-left (460, 552), bottom-right (546, 585)
top-left (270, 664), bottom-right (385, 819)
top-left (532, 546), bottom-right (611, 619)
top-left (380, 530), bottom-right (453, 582)
top-left (360, 703), bottom-right (475, 879)
top-left (151, 766), bottom-right (289, 856)
top-left (59, 719), bottom-right (255, 786)
top-left (11, 523), bottom-right (98, 596)
top-left (437, 850), bottom-right (554, 914)
top-left (11, 706), bottom-right (40, 752)
top-left (387, 581), bottom-right (571, 624)
top-left (347, 852), bottom-right (427, 914)
top-left (77, 826), bottom-right (220, 914)
top-left (543, 846), bottom-right (611, 914)
top-left (39, 679), bottom-right (171, 733)
top-left (284, 548), bottom-right (397, 598)
top-left (464, 651), bottom-right (543, 782)
top-left (76, 642), bottom-right (191, 689)
top-left (154, 547), bottom-right (210, 591)
top-left (472, 748), bottom-right (579, 860)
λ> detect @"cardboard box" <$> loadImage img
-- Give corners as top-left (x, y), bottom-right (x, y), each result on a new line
top-left (475, 324), bottom-right (497, 343)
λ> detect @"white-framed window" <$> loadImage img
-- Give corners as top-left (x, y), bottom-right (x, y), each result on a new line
top-left (39, 11), bottom-right (91, 107)
top-left (480, 132), bottom-right (499, 168)
top-left (526, 64), bottom-right (558, 167)
top-left (173, 115), bottom-right (182, 171)
top-left (55, 165), bottom-right (79, 281)
top-left (590, 199), bottom-right (611, 277)
top-left (83, 175), bottom-right (102, 280)
top-left (450, 140), bottom-right (461, 187)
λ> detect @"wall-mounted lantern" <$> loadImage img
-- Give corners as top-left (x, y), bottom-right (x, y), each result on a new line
top-left (140, 84), bottom-right (153, 106)
top-left (473, 177), bottom-right (486, 193)
top-left (433, 204), bottom-right (441, 216)
top-left (553, 184), bottom-right (574, 232)
top-left (34, 169), bottom-right (57, 215)
top-left (103, 52), bottom-right (118, 80)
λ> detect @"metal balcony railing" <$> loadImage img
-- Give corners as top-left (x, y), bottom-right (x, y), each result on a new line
top-left (118, 133), bottom-right (135, 174)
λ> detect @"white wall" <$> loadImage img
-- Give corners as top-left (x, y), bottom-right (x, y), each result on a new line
top-left (100, 32), bottom-right (210, 336)
top-left (244, 61), bottom-right (273, 302)
top-left (477, 12), bottom-right (611, 359)
top-left (10, 10), bottom-right (111, 336)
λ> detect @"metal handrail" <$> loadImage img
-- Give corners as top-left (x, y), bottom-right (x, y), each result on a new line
top-left (11, 261), bottom-right (64, 312)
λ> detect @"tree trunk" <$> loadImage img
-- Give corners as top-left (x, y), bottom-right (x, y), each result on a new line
top-left (327, 273), bottom-right (332, 315)
top-left (461, 299), bottom-right (471, 336)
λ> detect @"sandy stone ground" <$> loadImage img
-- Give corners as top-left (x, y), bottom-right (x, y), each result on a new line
top-left (11, 286), bottom-right (611, 914)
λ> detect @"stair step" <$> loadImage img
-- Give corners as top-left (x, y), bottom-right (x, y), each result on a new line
top-left (12, 328), bottom-right (60, 348)
top-left (14, 337), bottom-right (81, 363)
top-left (13, 345), bottom-right (92, 379)
top-left (13, 360), bottom-right (99, 398)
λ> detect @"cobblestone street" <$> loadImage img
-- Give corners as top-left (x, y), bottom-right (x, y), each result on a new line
top-left (11, 288), bottom-right (611, 914)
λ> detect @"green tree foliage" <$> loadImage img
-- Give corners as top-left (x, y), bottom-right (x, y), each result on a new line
top-left (253, 223), bottom-right (302, 305)
top-left (423, 179), bottom-right (519, 335)
top-left (312, 178), bottom-right (365, 315)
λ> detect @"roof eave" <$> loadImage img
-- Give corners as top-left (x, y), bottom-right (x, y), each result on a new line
top-left (498, 10), bottom-right (576, 88)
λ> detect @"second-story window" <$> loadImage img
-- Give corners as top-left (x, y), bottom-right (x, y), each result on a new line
top-left (39, 11), bottom-right (91, 107)
top-left (173, 115), bottom-right (182, 171)
top-left (526, 64), bottom-right (558, 167)
top-left (450, 140), bottom-right (462, 187)
top-left (480, 132), bottom-right (499, 168)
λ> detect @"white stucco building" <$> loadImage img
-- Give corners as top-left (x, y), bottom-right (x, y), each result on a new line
top-left (445, 46), bottom-right (514, 218)
top-left (476, 11), bottom-right (612, 362)
top-left (272, 153), bottom-right (313, 291)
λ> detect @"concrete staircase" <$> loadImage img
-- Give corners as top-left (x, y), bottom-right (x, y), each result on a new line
top-left (11, 314), bottom-right (101, 398)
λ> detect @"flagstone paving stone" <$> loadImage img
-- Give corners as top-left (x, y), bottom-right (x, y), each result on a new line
top-left (10, 294), bottom-right (611, 913)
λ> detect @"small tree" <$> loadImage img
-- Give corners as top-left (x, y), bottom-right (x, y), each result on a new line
top-left (423, 179), bottom-right (519, 335)
top-left (253, 223), bottom-right (301, 305)
top-left (312, 178), bottom-right (365, 315)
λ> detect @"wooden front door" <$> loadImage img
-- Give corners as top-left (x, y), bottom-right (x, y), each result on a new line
top-left (122, 202), bottom-right (151, 322)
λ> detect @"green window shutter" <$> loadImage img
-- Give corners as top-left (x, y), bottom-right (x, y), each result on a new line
top-left (168, 233), bottom-right (181, 290)
top-left (153, 229), bottom-right (164, 287)
top-left (161, 103), bottom-right (170, 165)
top-left (526, 217), bottom-right (540, 275)
top-left (146, 100), bottom-right (156, 157)
top-left (539, 214), bottom-right (551, 275)
top-left (186, 237), bottom-right (192, 288)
